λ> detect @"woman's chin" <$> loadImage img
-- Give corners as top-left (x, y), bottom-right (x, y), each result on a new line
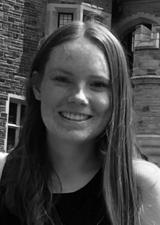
top-left (61, 133), bottom-right (91, 143)
top-left (54, 130), bottom-right (94, 143)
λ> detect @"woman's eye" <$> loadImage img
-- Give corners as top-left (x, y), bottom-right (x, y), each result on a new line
top-left (90, 81), bottom-right (108, 89)
top-left (53, 76), bottom-right (70, 84)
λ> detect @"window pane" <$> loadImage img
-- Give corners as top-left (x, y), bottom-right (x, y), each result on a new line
top-left (58, 13), bottom-right (73, 27)
top-left (8, 102), bottom-right (17, 124)
top-left (7, 127), bottom-right (16, 152)
top-left (20, 104), bottom-right (26, 125)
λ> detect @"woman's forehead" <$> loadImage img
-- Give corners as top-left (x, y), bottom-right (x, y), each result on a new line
top-left (48, 37), bottom-right (107, 65)
top-left (43, 38), bottom-right (110, 82)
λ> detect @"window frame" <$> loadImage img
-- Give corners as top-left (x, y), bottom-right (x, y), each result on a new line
top-left (5, 94), bottom-right (25, 152)
top-left (58, 12), bottom-right (73, 27)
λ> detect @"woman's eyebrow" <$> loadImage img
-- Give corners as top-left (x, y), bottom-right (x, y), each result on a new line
top-left (89, 75), bottom-right (110, 83)
top-left (51, 68), bottom-right (74, 76)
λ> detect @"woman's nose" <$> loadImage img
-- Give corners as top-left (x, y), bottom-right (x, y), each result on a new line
top-left (67, 87), bottom-right (89, 105)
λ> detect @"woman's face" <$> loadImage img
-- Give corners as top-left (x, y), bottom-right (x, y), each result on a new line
top-left (34, 38), bottom-right (112, 143)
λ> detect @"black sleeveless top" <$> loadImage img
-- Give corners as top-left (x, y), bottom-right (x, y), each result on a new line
top-left (0, 160), bottom-right (111, 225)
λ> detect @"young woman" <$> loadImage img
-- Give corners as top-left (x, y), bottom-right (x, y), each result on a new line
top-left (0, 21), bottom-right (160, 225)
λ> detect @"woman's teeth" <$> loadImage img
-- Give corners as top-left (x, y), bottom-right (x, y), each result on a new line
top-left (60, 112), bottom-right (91, 121)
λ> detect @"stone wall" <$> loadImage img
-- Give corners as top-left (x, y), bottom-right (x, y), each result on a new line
top-left (0, 0), bottom-right (46, 151)
top-left (113, 0), bottom-right (160, 37)
top-left (131, 25), bottom-right (160, 154)
top-left (133, 49), bottom-right (160, 77)
top-left (120, 0), bottom-right (160, 18)
top-left (111, 0), bottom-right (160, 161)
top-left (133, 78), bottom-right (160, 135)
top-left (48, 0), bottom-right (112, 12)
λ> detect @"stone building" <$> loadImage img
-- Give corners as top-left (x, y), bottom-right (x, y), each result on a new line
top-left (113, 0), bottom-right (160, 164)
top-left (0, 0), bottom-right (160, 164)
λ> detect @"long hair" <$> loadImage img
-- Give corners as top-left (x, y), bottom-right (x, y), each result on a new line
top-left (2, 21), bottom-right (140, 225)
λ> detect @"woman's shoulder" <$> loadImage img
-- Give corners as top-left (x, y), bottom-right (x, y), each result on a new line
top-left (0, 152), bottom-right (8, 180)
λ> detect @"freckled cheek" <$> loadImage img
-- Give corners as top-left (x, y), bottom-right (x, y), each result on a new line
top-left (40, 84), bottom-right (67, 107)
top-left (94, 94), bottom-right (111, 115)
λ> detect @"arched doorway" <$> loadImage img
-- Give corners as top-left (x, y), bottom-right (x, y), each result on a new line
top-left (113, 14), bottom-right (159, 75)
top-left (121, 23), bottom-right (152, 76)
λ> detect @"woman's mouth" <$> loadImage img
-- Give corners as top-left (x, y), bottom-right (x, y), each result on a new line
top-left (59, 112), bottom-right (92, 121)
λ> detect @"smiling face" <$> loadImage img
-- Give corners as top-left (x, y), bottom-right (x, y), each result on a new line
top-left (33, 38), bottom-right (112, 144)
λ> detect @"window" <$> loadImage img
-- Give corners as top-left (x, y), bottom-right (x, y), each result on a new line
top-left (58, 12), bottom-right (73, 27)
top-left (6, 97), bottom-right (25, 152)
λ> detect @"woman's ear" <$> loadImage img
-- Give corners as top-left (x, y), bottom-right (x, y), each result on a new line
top-left (32, 71), bottom-right (41, 101)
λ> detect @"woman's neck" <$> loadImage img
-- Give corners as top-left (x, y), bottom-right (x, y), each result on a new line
top-left (47, 136), bottom-right (101, 193)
